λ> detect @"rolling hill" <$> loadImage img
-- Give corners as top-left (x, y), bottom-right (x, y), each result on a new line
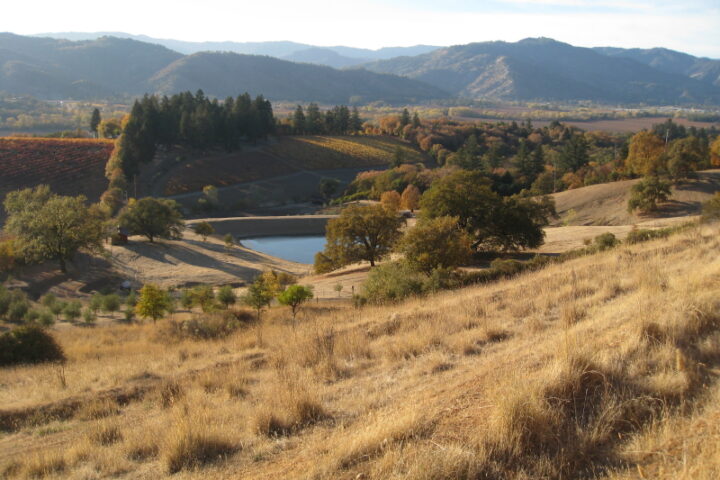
top-left (0, 33), bottom-right (445, 103)
top-left (0, 137), bottom-right (114, 210)
top-left (148, 52), bottom-right (446, 103)
top-left (362, 37), bottom-right (720, 104)
top-left (34, 31), bottom-right (440, 65)
top-left (594, 46), bottom-right (720, 87)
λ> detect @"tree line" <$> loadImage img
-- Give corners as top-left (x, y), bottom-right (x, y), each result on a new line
top-left (280, 104), bottom-right (364, 135)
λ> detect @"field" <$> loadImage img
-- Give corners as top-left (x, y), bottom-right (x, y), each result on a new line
top-left (0, 137), bottom-right (114, 207)
top-left (158, 136), bottom-right (427, 196)
top-left (551, 170), bottom-right (720, 226)
top-left (1, 221), bottom-right (719, 479)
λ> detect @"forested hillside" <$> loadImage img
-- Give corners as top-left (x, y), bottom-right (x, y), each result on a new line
top-left (362, 38), bottom-right (720, 104)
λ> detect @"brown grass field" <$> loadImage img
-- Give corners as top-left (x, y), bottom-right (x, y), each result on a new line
top-left (1, 221), bottom-right (719, 479)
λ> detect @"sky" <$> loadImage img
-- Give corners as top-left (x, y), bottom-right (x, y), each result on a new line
top-left (3, 0), bottom-right (719, 57)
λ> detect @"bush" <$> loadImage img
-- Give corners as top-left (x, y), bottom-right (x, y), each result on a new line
top-left (701, 193), bottom-right (720, 223)
top-left (627, 176), bottom-right (671, 213)
top-left (216, 286), bottom-right (237, 309)
top-left (490, 258), bottom-right (524, 276)
top-left (164, 311), bottom-right (249, 340)
top-left (361, 262), bottom-right (424, 304)
top-left (63, 300), bottom-right (82, 322)
top-left (593, 232), bottom-right (618, 251)
top-left (102, 294), bottom-right (121, 315)
top-left (7, 298), bottom-right (30, 323)
top-left (0, 325), bottom-right (65, 366)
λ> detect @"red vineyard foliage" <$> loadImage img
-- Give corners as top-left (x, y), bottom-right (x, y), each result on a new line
top-left (0, 137), bottom-right (113, 207)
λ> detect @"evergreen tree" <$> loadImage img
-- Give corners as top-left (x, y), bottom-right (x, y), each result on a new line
top-left (292, 105), bottom-right (306, 134)
top-left (90, 108), bottom-right (101, 136)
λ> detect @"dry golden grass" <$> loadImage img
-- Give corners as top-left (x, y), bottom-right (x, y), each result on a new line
top-left (1, 223), bottom-right (719, 479)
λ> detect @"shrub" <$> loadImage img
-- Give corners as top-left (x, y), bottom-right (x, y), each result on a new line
top-left (701, 193), bottom-right (720, 223)
top-left (397, 216), bottom-right (473, 274)
top-left (63, 301), bottom-right (82, 322)
top-left (216, 286), bottom-right (237, 309)
top-left (490, 258), bottom-right (524, 276)
top-left (361, 262), bottom-right (424, 304)
top-left (82, 308), bottom-right (96, 324)
top-left (7, 299), bottom-right (29, 323)
top-left (102, 294), bottom-right (121, 315)
top-left (0, 325), bottom-right (65, 366)
top-left (165, 312), bottom-right (245, 340)
top-left (593, 232), bottom-right (618, 251)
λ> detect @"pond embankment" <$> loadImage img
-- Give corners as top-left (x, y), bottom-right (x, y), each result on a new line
top-left (187, 215), bottom-right (335, 239)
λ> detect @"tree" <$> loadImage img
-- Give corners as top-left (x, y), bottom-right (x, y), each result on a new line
top-left (391, 146), bottom-right (405, 167)
top-left (711, 136), bottom-right (720, 167)
top-left (397, 216), bottom-right (473, 274)
top-left (277, 285), bottom-right (314, 324)
top-left (666, 137), bottom-right (704, 180)
top-left (102, 294), bottom-right (121, 318)
top-left (90, 108), bottom-right (101, 136)
top-left (217, 285), bottom-right (237, 309)
top-left (119, 197), bottom-right (184, 243)
top-left (292, 105), bottom-right (306, 134)
top-left (189, 285), bottom-right (215, 312)
top-left (242, 275), bottom-right (275, 322)
top-left (98, 118), bottom-right (122, 138)
top-left (318, 204), bottom-right (404, 269)
top-left (626, 131), bottom-right (665, 176)
top-left (319, 178), bottom-right (340, 203)
top-left (135, 284), bottom-right (172, 323)
top-left (558, 134), bottom-right (589, 172)
top-left (198, 185), bottom-right (220, 211)
top-left (380, 190), bottom-right (401, 212)
top-left (193, 221), bottom-right (215, 241)
top-left (400, 184), bottom-right (421, 212)
top-left (224, 233), bottom-right (235, 249)
top-left (627, 176), bottom-right (672, 213)
top-left (4, 186), bottom-right (105, 273)
top-left (420, 170), bottom-right (555, 252)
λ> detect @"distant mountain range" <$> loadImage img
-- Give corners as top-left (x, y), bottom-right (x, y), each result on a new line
top-left (361, 38), bottom-right (720, 104)
top-left (0, 33), bottom-right (445, 103)
top-left (33, 32), bottom-right (439, 68)
top-left (3, 33), bottom-right (720, 105)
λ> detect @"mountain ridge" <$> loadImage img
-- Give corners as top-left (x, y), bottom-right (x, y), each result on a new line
top-left (0, 33), bottom-right (446, 103)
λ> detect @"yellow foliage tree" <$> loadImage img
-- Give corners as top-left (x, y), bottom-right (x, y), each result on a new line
top-left (400, 184), bottom-right (421, 212)
top-left (711, 136), bottom-right (720, 167)
top-left (626, 131), bottom-right (665, 176)
top-left (380, 190), bottom-right (402, 212)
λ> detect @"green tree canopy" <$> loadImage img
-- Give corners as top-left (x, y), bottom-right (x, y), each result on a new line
top-left (192, 221), bottom-right (215, 241)
top-left (90, 108), bottom-right (101, 135)
top-left (318, 204), bottom-right (404, 270)
top-left (397, 216), bottom-right (473, 274)
top-left (627, 176), bottom-right (672, 213)
top-left (3, 186), bottom-right (105, 273)
top-left (420, 170), bottom-right (555, 252)
top-left (277, 284), bottom-right (314, 323)
top-left (119, 197), bottom-right (184, 243)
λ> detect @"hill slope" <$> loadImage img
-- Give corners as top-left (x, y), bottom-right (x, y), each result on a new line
top-left (148, 52), bottom-right (446, 103)
top-left (0, 137), bottom-right (113, 208)
top-left (550, 170), bottom-right (720, 226)
top-left (0, 33), bottom-right (446, 102)
top-left (1, 222), bottom-right (718, 479)
top-left (363, 38), bottom-right (720, 104)
top-left (594, 46), bottom-right (720, 87)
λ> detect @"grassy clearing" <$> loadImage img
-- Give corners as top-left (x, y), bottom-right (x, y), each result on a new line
top-left (0, 223), bottom-right (719, 478)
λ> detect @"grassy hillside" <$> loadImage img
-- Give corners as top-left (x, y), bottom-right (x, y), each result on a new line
top-left (0, 137), bottom-right (114, 206)
top-left (1, 222), bottom-right (718, 479)
top-left (551, 170), bottom-right (720, 226)
top-left (159, 136), bottom-right (427, 196)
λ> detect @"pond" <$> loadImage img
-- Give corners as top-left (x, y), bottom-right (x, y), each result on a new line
top-left (242, 236), bottom-right (326, 264)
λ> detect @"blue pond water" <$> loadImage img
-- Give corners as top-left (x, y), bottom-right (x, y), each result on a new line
top-left (242, 236), bottom-right (326, 264)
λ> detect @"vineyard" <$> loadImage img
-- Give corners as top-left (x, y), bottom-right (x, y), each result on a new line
top-left (160, 136), bottom-right (428, 195)
top-left (0, 137), bottom-right (113, 209)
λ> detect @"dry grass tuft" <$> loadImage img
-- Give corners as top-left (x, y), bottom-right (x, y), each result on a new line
top-left (75, 397), bottom-right (120, 421)
top-left (162, 414), bottom-right (237, 474)
top-left (89, 421), bottom-right (123, 446)
top-left (157, 380), bottom-right (184, 408)
top-left (22, 451), bottom-right (66, 478)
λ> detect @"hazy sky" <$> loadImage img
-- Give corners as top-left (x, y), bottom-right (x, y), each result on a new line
top-left (4, 0), bottom-right (719, 57)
